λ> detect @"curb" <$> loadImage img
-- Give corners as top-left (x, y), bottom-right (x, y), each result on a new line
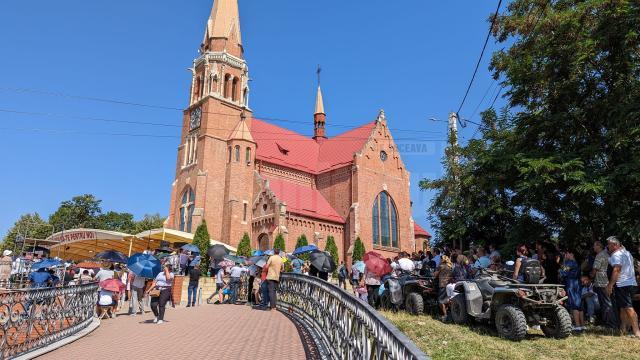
top-left (15, 318), bottom-right (101, 360)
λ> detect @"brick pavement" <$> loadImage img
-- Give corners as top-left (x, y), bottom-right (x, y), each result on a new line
top-left (41, 304), bottom-right (307, 360)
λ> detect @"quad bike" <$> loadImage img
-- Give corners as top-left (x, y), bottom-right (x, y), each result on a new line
top-left (450, 268), bottom-right (572, 341)
top-left (379, 271), bottom-right (438, 316)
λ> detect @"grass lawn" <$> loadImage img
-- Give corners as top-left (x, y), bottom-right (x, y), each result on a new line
top-left (381, 311), bottom-right (640, 360)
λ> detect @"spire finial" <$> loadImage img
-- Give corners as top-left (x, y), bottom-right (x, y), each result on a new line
top-left (376, 109), bottom-right (386, 123)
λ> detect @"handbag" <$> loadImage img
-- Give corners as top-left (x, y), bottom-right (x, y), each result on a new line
top-left (149, 288), bottom-right (161, 297)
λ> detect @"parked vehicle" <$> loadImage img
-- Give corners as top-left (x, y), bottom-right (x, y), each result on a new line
top-left (450, 268), bottom-right (572, 341)
top-left (379, 271), bottom-right (438, 316)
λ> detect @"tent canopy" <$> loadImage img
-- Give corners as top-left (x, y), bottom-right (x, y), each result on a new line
top-left (135, 228), bottom-right (237, 253)
top-left (47, 229), bottom-right (145, 262)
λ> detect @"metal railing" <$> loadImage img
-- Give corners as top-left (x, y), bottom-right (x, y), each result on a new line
top-left (0, 282), bottom-right (98, 359)
top-left (277, 273), bottom-right (428, 360)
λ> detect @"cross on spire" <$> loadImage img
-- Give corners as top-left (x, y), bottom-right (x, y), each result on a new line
top-left (317, 65), bottom-right (322, 86)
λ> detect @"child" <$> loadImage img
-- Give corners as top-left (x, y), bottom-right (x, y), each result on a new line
top-left (580, 275), bottom-right (599, 324)
top-left (356, 278), bottom-right (368, 303)
top-left (253, 268), bottom-right (262, 305)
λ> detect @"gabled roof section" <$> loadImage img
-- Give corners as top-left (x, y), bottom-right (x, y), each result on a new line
top-left (414, 223), bottom-right (432, 238)
top-left (264, 176), bottom-right (344, 223)
top-left (229, 118), bottom-right (254, 142)
top-left (250, 118), bottom-right (377, 174)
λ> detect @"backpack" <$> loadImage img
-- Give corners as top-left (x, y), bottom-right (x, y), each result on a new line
top-left (339, 266), bottom-right (347, 279)
top-left (520, 258), bottom-right (542, 284)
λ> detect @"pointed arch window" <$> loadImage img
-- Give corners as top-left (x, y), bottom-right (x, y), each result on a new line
top-left (224, 74), bottom-right (232, 98)
top-left (179, 187), bottom-right (196, 232)
top-left (245, 147), bottom-right (251, 164)
top-left (234, 145), bottom-right (240, 162)
top-left (232, 77), bottom-right (239, 102)
top-left (372, 191), bottom-right (399, 248)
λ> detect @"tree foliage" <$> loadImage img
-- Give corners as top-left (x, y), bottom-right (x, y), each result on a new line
top-left (422, 0), bottom-right (640, 254)
top-left (294, 234), bottom-right (308, 260)
top-left (324, 235), bottom-right (339, 276)
top-left (237, 232), bottom-right (252, 257)
top-left (273, 233), bottom-right (285, 252)
top-left (192, 220), bottom-right (210, 273)
top-left (2, 194), bottom-right (166, 251)
top-left (352, 237), bottom-right (365, 261)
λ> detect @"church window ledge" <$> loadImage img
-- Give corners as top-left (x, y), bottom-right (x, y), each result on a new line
top-left (373, 245), bottom-right (400, 253)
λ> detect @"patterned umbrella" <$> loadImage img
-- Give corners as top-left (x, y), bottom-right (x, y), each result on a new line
top-left (100, 278), bottom-right (125, 293)
top-left (363, 251), bottom-right (392, 277)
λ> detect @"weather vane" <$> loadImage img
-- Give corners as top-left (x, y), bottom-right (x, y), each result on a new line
top-left (317, 64), bottom-right (322, 86)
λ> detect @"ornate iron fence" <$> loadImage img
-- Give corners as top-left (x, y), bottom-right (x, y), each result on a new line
top-left (0, 283), bottom-right (98, 359)
top-left (278, 273), bottom-right (429, 360)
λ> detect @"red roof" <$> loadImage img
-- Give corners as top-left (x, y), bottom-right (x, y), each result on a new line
top-left (264, 176), bottom-right (344, 223)
top-left (250, 118), bottom-right (376, 174)
top-left (414, 223), bottom-right (432, 238)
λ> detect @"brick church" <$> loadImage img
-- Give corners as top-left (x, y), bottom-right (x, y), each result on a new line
top-left (166, 0), bottom-right (431, 262)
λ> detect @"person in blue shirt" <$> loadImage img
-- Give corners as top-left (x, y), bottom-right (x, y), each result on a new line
top-left (291, 258), bottom-right (304, 274)
top-left (29, 268), bottom-right (53, 288)
top-left (473, 248), bottom-right (491, 269)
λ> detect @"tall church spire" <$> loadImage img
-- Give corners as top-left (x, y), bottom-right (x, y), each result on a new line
top-left (313, 85), bottom-right (327, 140)
top-left (202, 0), bottom-right (243, 57)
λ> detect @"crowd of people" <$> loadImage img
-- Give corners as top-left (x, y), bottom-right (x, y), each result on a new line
top-left (340, 236), bottom-right (640, 338)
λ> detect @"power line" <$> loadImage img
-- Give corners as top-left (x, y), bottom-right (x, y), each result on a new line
top-left (456, 0), bottom-right (503, 115)
top-left (0, 86), bottom-right (443, 135)
top-left (0, 125), bottom-right (446, 142)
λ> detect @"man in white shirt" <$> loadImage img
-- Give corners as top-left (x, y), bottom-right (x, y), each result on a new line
top-left (607, 236), bottom-right (640, 337)
top-left (128, 271), bottom-right (147, 315)
top-left (95, 266), bottom-right (115, 283)
top-left (397, 253), bottom-right (415, 273)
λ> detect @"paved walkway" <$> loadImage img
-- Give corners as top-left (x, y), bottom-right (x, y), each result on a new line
top-left (42, 304), bottom-right (307, 360)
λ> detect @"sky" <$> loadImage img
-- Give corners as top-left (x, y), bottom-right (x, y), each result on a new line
top-left (0, 0), bottom-right (506, 238)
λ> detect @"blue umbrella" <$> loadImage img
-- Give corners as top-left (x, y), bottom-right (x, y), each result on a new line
top-left (31, 259), bottom-right (63, 271)
top-left (127, 253), bottom-right (162, 279)
top-left (252, 250), bottom-right (264, 256)
top-left (95, 250), bottom-right (128, 264)
top-left (264, 250), bottom-right (275, 256)
top-left (353, 261), bottom-right (365, 273)
top-left (181, 244), bottom-right (200, 254)
top-left (292, 244), bottom-right (318, 255)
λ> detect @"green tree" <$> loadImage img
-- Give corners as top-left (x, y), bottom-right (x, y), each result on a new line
top-left (352, 237), bottom-right (365, 261)
top-left (294, 234), bottom-right (308, 260)
top-left (192, 220), bottom-right (211, 273)
top-left (2, 213), bottom-right (52, 252)
top-left (324, 235), bottom-right (339, 276)
top-left (133, 214), bottom-right (166, 234)
top-left (237, 233), bottom-right (252, 257)
top-left (49, 194), bottom-right (103, 230)
top-left (95, 211), bottom-right (136, 233)
top-left (273, 233), bottom-right (285, 252)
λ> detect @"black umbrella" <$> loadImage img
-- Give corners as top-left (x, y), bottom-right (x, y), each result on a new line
top-left (95, 250), bottom-right (128, 264)
top-left (309, 251), bottom-right (336, 273)
top-left (208, 244), bottom-right (228, 261)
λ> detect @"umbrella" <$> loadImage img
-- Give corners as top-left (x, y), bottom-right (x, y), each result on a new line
top-left (309, 251), bottom-right (336, 273)
top-left (252, 250), bottom-right (264, 256)
top-left (75, 261), bottom-right (102, 269)
top-left (217, 259), bottom-right (235, 269)
top-left (156, 247), bottom-right (174, 253)
top-left (127, 253), bottom-right (162, 279)
top-left (181, 244), bottom-right (200, 254)
top-left (264, 250), bottom-right (275, 256)
top-left (224, 255), bottom-right (246, 265)
top-left (100, 278), bottom-right (125, 293)
top-left (249, 255), bottom-right (268, 268)
top-left (31, 259), bottom-right (63, 271)
top-left (363, 251), bottom-right (392, 277)
top-left (95, 250), bottom-right (128, 264)
top-left (353, 261), bottom-right (365, 273)
top-left (156, 253), bottom-right (171, 260)
top-left (208, 244), bottom-right (228, 260)
top-left (292, 244), bottom-right (318, 255)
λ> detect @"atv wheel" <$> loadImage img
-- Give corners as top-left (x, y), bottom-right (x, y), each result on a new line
top-left (450, 294), bottom-right (469, 324)
top-left (495, 305), bottom-right (527, 341)
top-left (541, 306), bottom-right (572, 339)
top-left (405, 292), bottom-right (424, 316)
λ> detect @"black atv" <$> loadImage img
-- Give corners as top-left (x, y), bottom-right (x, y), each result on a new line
top-left (450, 268), bottom-right (572, 341)
top-left (379, 271), bottom-right (438, 316)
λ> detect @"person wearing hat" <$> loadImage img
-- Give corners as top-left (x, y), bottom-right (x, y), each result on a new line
top-left (0, 250), bottom-right (13, 286)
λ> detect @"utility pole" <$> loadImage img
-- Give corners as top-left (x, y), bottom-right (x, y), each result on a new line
top-left (447, 112), bottom-right (462, 251)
